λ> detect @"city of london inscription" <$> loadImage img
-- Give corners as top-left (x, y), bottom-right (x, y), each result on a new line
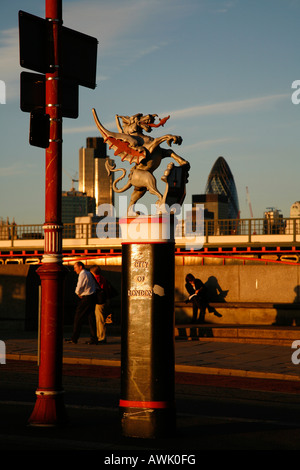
top-left (128, 259), bottom-right (153, 298)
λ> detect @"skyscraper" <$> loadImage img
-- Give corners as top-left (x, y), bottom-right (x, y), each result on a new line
top-left (62, 191), bottom-right (95, 224)
top-left (79, 137), bottom-right (114, 209)
top-left (205, 156), bottom-right (240, 219)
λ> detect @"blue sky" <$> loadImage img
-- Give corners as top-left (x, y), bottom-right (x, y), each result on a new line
top-left (0, 0), bottom-right (299, 224)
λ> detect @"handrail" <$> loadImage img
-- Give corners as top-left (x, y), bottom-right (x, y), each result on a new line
top-left (0, 217), bottom-right (300, 245)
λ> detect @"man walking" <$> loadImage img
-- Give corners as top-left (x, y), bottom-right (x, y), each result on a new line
top-left (66, 261), bottom-right (98, 345)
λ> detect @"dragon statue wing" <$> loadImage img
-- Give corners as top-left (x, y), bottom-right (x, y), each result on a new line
top-left (92, 108), bottom-right (147, 165)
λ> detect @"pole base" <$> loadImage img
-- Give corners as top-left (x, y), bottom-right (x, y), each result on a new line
top-left (28, 390), bottom-right (67, 427)
top-left (120, 406), bottom-right (176, 439)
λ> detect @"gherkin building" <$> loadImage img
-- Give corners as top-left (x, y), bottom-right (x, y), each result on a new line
top-left (205, 156), bottom-right (240, 219)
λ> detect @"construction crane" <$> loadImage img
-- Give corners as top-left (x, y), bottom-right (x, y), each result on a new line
top-left (246, 186), bottom-right (253, 218)
top-left (246, 186), bottom-right (256, 234)
top-left (63, 168), bottom-right (79, 191)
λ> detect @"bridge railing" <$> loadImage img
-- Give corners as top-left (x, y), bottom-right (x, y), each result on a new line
top-left (1, 218), bottom-right (300, 243)
top-left (0, 224), bottom-right (44, 241)
top-left (203, 218), bottom-right (296, 236)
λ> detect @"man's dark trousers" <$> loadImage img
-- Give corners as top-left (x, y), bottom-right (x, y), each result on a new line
top-left (71, 294), bottom-right (97, 343)
top-left (192, 295), bottom-right (207, 323)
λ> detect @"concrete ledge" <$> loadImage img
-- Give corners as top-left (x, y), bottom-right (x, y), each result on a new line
top-left (175, 325), bottom-right (300, 345)
top-left (6, 354), bottom-right (37, 362)
top-left (6, 353), bottom-right (300, 383)
top-left (175, 301), bottom-right (300, 309)
top-left (175, 301), bottom-right (300, 327)
top-left (6, 353), bottom-right (121, 368)
top-left (174, 364), bottom-right (300, 382)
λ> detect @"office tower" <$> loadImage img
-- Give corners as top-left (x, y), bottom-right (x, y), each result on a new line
top-left (61, 190), bottom-right (95, 238)
top-left (190, 194), bottom-right (229, 235)
top-left (263, 207), bottom-right (285, 234)
top-left (205, 156), bottom-right (240, 219)
top-left (290, 201), bottom-right (300, 218)
top-left (79, 137), bottom-right (114, 209)
top-left (62, 191), bottom-right (95, 224)
top-left (192, 194), bottom-right (229, 220)
top-left (287, 201), bottom-right (300, 234)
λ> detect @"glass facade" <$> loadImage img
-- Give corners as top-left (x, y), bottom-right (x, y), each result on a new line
top-left (79, 138), bottom-right (114, 209)
top-left (205, 156), bottom-right (240, 219)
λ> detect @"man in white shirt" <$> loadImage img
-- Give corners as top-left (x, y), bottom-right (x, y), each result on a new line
top-left (66, 261), bottom-right (98, 344)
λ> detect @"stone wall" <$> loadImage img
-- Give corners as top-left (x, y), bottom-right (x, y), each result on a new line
top-left (0, 262), bottom-right (299, 330)
top-left (175, 264), bottom-right (300, 303)
top-left (174, 264), bottom-right (300, 325)
top-left (0, 264), bottom-right (121, 331)
top-left (0, 264), bottom-right (39, 330)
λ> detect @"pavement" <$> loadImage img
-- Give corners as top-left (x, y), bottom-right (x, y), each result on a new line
top-left (3, 324), bottom-right (300, 384)
top-left (4, 325), bottom-right (300, 452)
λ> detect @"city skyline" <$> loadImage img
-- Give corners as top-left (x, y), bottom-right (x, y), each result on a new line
top-left (0, 0), bottom-right (300, 224)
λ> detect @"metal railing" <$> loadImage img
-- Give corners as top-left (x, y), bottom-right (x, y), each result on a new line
top-left (0, 217), bottom-right (300, 243)
top-left (0, 224), bottom-right (44, 241)
top-left (203, 217), bottom-right (296, 236)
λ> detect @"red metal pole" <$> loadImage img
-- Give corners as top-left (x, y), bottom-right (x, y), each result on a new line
top-left (28, 0), bottom-right (67, 426)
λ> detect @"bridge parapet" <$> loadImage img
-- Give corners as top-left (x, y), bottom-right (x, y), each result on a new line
top-left (0, 218), bottom-right (300, 264)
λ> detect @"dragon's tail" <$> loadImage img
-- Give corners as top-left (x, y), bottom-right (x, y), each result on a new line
top-left (105, 159), bottom-right (116, 176)
top-left (105, 160), bottom-right (131, 193)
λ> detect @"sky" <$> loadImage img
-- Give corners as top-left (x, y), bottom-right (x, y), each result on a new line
top-left (0, 0), bottom-right (300, 224)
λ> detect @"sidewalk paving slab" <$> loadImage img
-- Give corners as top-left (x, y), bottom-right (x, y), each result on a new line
top-left (3, 327), bottom-right (300, 382)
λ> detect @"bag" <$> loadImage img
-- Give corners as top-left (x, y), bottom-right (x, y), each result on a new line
top-left (96, 288), bottom-right (107, 305)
